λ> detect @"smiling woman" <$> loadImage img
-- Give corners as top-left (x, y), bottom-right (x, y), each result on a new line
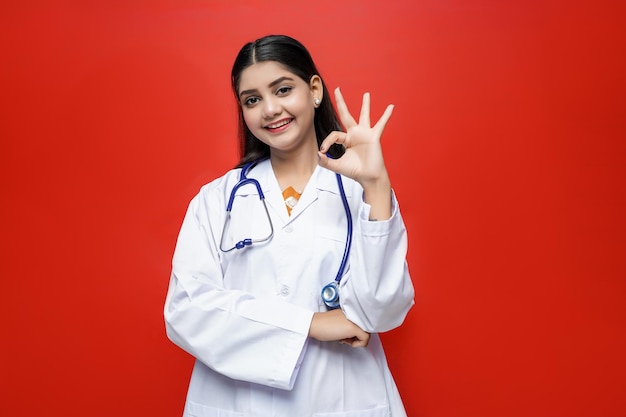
top-left (163, 34), bottom-right (415, 417)
top-left (238, 62), bottom-right (321, 163)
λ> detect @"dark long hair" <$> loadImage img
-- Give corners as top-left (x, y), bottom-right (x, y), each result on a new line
top-left (231, 34), bottom-right (344, 168)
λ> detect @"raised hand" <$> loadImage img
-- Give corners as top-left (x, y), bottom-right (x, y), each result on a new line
top-left (318, 87), bottom-right (394, 220)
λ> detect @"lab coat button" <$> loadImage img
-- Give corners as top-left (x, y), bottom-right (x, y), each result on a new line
top-left (280, 285), bottom-right (290, 295)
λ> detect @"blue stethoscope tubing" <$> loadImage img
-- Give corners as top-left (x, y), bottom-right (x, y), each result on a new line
top-left (219, 162), bottom-right (274, 252)
top-left (220, 160), bottom-right (352, 309)
top-left (320, 170), bottom-right (353, 309)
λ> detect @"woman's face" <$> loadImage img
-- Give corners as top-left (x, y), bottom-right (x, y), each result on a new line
top-left (237, 61), bottom-right (322, 157)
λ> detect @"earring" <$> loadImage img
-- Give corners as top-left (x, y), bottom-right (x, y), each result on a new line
top-left (314, 98), bottom-right (321, 106)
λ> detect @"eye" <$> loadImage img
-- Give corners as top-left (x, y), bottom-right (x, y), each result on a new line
top-left (276, 86), bottom-right (292, 95)
top-left (243, 96), bottom-right (260, 107)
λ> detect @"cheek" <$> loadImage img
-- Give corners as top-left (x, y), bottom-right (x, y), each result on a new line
top-left (242, 109), bottom-right (257, 130)
top-left (286, 94), bottom-right (314, 118)
top-left (297, 92), bottom-right (313, 109)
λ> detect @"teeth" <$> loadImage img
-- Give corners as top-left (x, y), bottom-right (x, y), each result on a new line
top-left (268, 119), bottom-right (291, 129)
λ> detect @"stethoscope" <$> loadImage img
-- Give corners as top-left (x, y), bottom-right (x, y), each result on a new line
top-left (219, 160), bottom-right (352, 309)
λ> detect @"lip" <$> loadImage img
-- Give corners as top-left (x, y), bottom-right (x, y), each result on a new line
top-left (264, 118), bottom-right (293, 133)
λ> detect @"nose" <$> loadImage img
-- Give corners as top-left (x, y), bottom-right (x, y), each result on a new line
top-left (261, 96), bottom-right (281, 119)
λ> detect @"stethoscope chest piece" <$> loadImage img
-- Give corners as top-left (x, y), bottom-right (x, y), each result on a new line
top-left (321, 282), bottom-right (340, 309)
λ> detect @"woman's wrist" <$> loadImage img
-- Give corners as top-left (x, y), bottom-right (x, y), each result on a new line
top-left (308, 310), bottom-right (370, 346)
top-left (362, 175), bottom-right (392, 221)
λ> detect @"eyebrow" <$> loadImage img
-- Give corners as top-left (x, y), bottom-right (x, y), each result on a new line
top-left (239, 76), bottom-right (295, 98)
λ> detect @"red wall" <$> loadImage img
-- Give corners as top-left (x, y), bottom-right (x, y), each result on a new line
top-left (1, 1), bottom-right (625, 416)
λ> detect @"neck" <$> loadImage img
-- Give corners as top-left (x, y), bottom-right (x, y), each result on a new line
top-left (270, 143), bottom-right (319, 192)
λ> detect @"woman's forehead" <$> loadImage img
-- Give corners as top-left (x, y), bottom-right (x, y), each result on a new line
top-left (238, 61), bottom-right (301, 90)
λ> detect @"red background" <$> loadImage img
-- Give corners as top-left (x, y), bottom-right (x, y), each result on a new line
top-left (1, 1), bottom-right (625, 416)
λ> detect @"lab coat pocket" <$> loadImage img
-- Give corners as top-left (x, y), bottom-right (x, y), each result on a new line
top-left (185, 400), bottom-right (245, 417)
top-left (312, 404), bottom-right (390, 417)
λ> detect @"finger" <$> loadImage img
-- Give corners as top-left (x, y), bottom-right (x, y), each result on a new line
top-left (318, 134), bottom-right (348, 173)
top-left (348, 334), bottom-right (370, 348)
top-left (317, 150), bottom-right (343, 173)
top-left (334, 87), bottom-right (357, 129)
top-left (373, 104), bottom-right (394, 135)
top-left (359, 92), bottom-right (371, 127)
top-left (319, 131), bottom-right (347, 154)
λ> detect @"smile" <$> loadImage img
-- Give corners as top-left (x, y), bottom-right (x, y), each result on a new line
top-left (265, 118), bottom-right (293, 131)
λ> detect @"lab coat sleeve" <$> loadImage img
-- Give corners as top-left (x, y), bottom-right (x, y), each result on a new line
top-left (339, 190), bottom-right (415, 333)
top-left (164, 189), bottom-right (314, 391)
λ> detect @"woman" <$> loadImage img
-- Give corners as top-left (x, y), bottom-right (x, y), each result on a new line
top-left (164, 34), bottom-right (414, 416)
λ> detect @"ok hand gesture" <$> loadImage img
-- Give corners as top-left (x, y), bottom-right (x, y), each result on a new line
top-left (318, 87), bottom-right (394, 220)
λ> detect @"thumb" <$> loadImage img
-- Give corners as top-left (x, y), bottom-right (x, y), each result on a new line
top-left (317, 151), bottom-right (340, 173)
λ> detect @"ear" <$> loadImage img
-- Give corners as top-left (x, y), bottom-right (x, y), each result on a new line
top-left (309, 75), bottom-right (323, 107)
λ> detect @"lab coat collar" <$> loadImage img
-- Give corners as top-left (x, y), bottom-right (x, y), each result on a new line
top-left (234, 159), bottom-right (352, 225)
top-left (233, 159), bottom-right (353, 196)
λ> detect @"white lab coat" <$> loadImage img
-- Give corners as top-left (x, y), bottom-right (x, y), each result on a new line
top-left (164, 159), bottom-right (415, 417)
